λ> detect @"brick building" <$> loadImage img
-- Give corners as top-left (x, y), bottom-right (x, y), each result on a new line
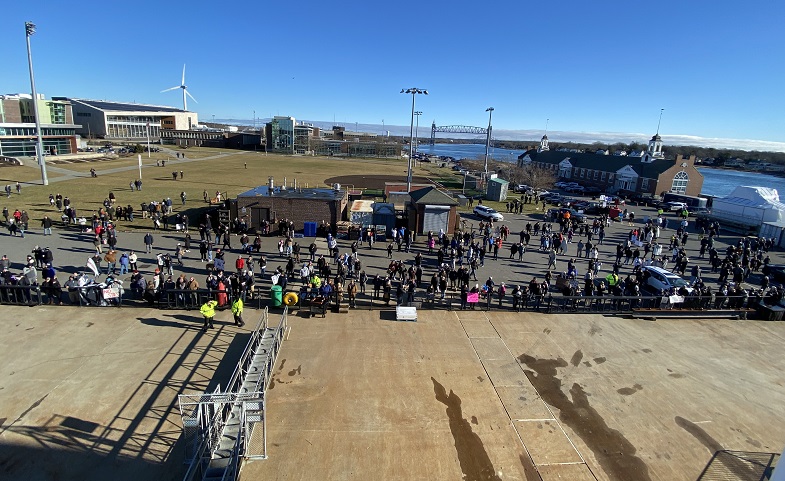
top-left (518, 133), bottom-right (703, 197)
top-left (235, 185), bottom-right (348, 232)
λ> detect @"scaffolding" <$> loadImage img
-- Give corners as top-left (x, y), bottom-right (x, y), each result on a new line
top-left (178, 307), bottom-right (288, 481)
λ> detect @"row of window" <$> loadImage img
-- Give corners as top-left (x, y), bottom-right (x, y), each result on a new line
top-left (0, 138), bottom-right (73, 157)
top-left (106, 124), bottom-right (161, 138)
top-left (538, 162), bottom-right (687, 193)
top-left (0, 127), bottom-right (76, 136)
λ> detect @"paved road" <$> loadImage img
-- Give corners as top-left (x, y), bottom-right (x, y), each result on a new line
top-left (1, 195), bottom-right (780, 307)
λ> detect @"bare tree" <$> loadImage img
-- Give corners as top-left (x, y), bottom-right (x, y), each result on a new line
top-left (460, 158), bottom-right (556, 191)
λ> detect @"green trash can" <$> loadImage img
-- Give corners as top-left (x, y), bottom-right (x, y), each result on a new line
top-left (270, 285), bottom-right (283, 307)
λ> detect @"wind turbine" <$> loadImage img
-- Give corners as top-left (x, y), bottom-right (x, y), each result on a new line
top-left (161, 64), bottom-right (197, 111)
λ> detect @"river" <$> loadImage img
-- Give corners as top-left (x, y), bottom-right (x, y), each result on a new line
top-left (416, 143), bottom-right (785, 198)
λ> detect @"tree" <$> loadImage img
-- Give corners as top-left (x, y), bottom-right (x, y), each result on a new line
top-left (514, 163), bottom-right (556, 191)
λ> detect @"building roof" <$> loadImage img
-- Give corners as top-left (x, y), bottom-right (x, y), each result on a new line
top-left (69, 98), bottom-right (187, 113)
top-left (522, 150), bottom-right (676, 178)
top-left (237, 186), bottom-right (346, 201)
top-left (489, 177), bottom-right (509, 185)
top-left (409, 186), bottom-right (458, 206)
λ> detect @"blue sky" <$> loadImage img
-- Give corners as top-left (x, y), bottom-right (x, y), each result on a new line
top-left (2, 0), bottom-right (784, 150)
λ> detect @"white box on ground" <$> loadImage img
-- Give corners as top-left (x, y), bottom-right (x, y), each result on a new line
top-left (396, 306), bottom-right (417, 322)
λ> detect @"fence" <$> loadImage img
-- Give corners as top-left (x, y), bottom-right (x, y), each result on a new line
top-left (157, 289), bottom-right (267, 311)
top-left (294, 289), bottom-right (759, 316)
top-left (0, 285), bottom-right (44, 306)
top-left (0, 281), bottom-right (765, 318)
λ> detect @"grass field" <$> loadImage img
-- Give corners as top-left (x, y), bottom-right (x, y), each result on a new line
top-left (0, 147), bottom-right (545, 231)
top-left (0, 148), bottom-right (428, 230)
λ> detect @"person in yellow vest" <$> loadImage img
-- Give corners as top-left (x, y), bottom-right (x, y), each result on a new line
top-left (231, 297), bottom-right (245, 327)
top-left (200, 299), bottom-right (218, 332)
top-left (605, 272), bottom-right (619, 287)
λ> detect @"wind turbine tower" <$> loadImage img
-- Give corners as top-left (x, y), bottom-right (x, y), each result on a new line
top-left (161, 64), bottom-right (197, 111)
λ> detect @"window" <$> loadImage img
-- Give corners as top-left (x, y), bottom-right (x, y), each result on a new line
top-left (641, 178), bottom-right (650, 190)
top-left (593, 170), bottom-right (599, 180)
top-left (601, 172), bottom-right (606, 181)
top-left (608, 173), bottom-right (615, 183)
top-left (580, 169), bottom-right (585, 178)
top-left (671, 171), bottom-right (688, 194)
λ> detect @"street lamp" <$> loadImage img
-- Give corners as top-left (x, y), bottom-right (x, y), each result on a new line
top-left (400, 88), bottom-right (428, 192)
top-left (484, 107), bottom-right (494, 177)
top-left (25, 21), bottom-right (48, 186)
top-left (414, 111), bottom-right (422, 156)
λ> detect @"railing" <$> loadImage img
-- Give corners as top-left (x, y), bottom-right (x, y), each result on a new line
top-left (0, 285), bottom-right (43, 306)
top-left (179, 307), bottom-right (289, 480)
top-left (158, 289), bottom-right (266, 310)
top-left (293, 289), bottom-right (759, 316)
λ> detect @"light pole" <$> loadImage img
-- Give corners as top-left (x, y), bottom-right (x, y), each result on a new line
top-left (484, 107), bottom-right (494, 177)
top-left (25, 21), bottom-right (48, 186)
top-left (414, 111), bottom-right (422, 156)
top-left (400, 88), bottom-right (428, 192)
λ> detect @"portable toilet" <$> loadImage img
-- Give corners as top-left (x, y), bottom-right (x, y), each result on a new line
top-left (486, 178), bottom-right (509, 202)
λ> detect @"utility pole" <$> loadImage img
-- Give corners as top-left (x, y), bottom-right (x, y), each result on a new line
top-left (484, 107), bottom-right (494, 177)
top-left (25, 21), bottom-right (48, 186)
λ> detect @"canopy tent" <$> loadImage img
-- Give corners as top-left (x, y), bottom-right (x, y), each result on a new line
top-left (711, 186), bottom-right (785, 225)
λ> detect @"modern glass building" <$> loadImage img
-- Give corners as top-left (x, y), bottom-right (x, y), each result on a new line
top-left (266, 116), bottom-right (295, 153)
top-left (0, 94), bottom-right (80, 157)
top-left (67, 98), bottom-right (198, 140)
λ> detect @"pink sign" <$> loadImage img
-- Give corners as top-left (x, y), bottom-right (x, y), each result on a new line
top-left (467, 293), bottom-right (479, 303)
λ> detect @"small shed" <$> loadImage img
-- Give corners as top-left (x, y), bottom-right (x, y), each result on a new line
top-left (487, 178), bottom-right (509, 202)
top-left (372, 202), bottom-right (396, 238)
top-left (407, 186), bottom-right (459, 234)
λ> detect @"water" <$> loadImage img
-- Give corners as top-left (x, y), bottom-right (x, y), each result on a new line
top-left (697, 168), bottom-right (785, 198)
top-left (418, 143), bottom-right (785, 199)
top-left (415, 143), bottom-right (525, 162)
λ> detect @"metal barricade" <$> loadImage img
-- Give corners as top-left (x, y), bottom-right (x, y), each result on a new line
top-left (0, 285), bottom-right (43, 306)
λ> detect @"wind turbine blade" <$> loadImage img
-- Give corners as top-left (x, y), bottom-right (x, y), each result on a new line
top-left (185, 89), bottom-right (198, 104)
top-left (182, 64), bottom-right (186, 86)
top-left (161, 86), bottom-right (180, 93)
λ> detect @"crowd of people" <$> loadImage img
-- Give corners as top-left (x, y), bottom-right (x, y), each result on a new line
top-left (2, 182), bottom-right (784, 317)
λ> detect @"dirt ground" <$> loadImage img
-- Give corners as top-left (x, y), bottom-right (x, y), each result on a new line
top-left (324, 174), bottom-right (435, 190)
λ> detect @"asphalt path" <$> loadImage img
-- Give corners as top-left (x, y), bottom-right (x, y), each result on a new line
top-left (1, 193), bottom-right (781, 306)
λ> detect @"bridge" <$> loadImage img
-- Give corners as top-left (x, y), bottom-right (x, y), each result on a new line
top-left (430, 122), bottom-right (489, 145)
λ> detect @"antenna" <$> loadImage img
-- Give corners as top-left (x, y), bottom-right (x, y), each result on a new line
top-left (545, 118), bottom-right (549, 135)
top-left (656, 108), bottom-right (664, 135)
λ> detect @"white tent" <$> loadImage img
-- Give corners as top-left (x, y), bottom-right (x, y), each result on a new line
top-left (711, 186), bottom-right (785, 225)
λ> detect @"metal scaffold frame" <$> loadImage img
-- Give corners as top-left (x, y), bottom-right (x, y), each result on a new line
top-left (178, 306), bottom-right (289, 481)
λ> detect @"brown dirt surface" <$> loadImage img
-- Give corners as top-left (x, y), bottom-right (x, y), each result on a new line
top-left (324, 174), bottom-right (434, 190)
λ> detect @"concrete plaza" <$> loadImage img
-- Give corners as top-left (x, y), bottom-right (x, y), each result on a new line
top-left (1, 304), bottom-right (784, 481)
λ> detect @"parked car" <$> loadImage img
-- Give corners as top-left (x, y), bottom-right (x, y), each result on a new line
top-left (628, 193), bottom-right (659, 206)
top-left (548, 207), bottom-right (586, 223)
top-left (660, 201), bottom-right (688, 212)
top-left (583, 186), bottom-right (603, 196)
top-left (641, 266), bottom-right (693, 294)
top-left (688, 207), bottom-right (711, 216)
top-left (564, 185), bottom-right (586, 194)
top-left (473, 205), bottom-right (504, 221)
